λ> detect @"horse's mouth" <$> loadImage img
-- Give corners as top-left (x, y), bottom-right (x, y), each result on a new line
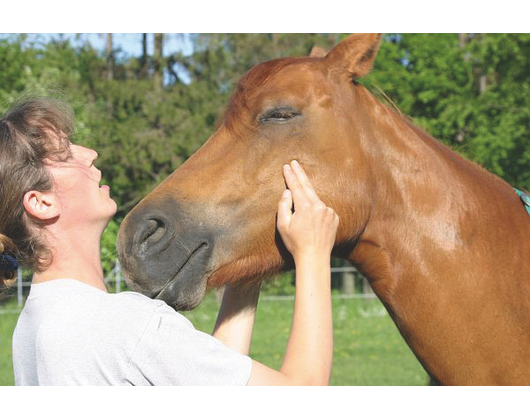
top-left (152, 242), bottom-right (211, 309)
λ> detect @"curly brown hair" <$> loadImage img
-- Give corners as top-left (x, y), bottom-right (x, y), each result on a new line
top-left (0, 97), bottom-right (74, 287)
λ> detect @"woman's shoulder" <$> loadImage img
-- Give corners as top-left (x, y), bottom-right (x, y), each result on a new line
top-left (27, 280), bottom-right (169, 330)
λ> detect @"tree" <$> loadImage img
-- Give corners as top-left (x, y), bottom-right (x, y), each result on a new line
top-left (140, 33), bottom-right (148, 78)
top-left (153, 33), bottom-right (164, 91)
top-left (106, 33), bottom-right (114, 80)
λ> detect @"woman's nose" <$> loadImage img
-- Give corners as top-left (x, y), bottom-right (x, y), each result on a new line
top-left (80, 146), bottom-right (98, 166)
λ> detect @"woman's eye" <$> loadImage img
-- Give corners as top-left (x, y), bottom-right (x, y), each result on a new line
top-left (260, 108), bottom-right (300, 123)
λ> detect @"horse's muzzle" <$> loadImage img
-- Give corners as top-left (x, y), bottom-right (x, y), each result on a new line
top-left (117, 200), bottom-right (215, 310)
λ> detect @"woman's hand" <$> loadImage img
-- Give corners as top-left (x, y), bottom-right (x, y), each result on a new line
top-left (277, 160), bottom-right (339, 262)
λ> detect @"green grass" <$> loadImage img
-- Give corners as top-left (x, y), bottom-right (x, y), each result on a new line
top-left (0, 302), bottom-right (20, 386)
top-left (183, 294), bottom-right (427, 385)
top-left (0, 294), bottom-right (427, 386)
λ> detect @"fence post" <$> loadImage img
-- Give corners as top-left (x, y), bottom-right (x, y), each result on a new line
top-left (115, 260), bottom-right (121, 293)
top-left (342, 270), bottom-right (355, 294)
top-left (362, 277), bottom-right (373, 295)
top-left (17, 267), bottom-right (23, 307)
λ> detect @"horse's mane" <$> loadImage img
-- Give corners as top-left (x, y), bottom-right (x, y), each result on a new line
top-left (362, 81), bottom-right (406, 119)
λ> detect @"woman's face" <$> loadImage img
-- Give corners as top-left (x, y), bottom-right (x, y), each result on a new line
top-left (46, 143), bottom-right (117, 230)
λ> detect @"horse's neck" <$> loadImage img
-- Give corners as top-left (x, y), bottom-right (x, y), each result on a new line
top-left (347, 94), bottom-right (481, 272)
top-left (347, 126), bottom-right (466, 297)
top-left (345, 94), bottom-right (530, 382)
top-left (348, 91), bottom-right (519, 270)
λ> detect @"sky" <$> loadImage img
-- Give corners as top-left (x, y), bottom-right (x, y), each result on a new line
top-left (19, 33), bottom-right (194, 59)
top-left (1, 33), bottom-right (195, 84)
top-left (81, 33), bottom-right (193, 58)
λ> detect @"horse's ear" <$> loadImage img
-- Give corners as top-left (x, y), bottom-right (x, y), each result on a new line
top-left (310, 46), bottom-right (327, 58)
top-left (326, 33), bottom-right (382, 78)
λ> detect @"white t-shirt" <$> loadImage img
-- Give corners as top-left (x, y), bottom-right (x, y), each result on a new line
top-left (12, 279), bottom-right (252, 386)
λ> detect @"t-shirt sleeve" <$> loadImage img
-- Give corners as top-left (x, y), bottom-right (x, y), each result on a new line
top-left (125, 303), bottom-right (252, 386)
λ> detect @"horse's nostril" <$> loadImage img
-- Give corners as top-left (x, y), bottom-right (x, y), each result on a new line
top-left (143, 219), bottom-right (166, 245)
top-left (135, 216), bottom-right (173, 255)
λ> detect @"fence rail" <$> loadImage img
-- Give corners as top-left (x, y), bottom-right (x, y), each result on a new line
top-left (10, 261), bottom-right (376, 307)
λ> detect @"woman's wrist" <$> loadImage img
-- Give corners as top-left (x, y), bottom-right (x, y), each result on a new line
top-left (293, 252), bottom-right (331, 268)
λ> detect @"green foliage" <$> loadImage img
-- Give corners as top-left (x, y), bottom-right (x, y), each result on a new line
top-left (260, 272), bottom-right (296, 296)
top-left (100, 218), bottom-right (120, 277)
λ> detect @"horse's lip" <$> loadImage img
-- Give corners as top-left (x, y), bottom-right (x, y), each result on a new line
top-left (152, 242), bottom-right (208, 300)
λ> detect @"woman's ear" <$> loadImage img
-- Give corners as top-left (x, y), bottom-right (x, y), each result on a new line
top-left (23, 190), bottom-right (60, 222)
top-left (325, 33), bottom-right (382, 79)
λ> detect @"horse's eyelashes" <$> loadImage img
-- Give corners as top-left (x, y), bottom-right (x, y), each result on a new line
top-left (259, 108), bottom-right (300, 123)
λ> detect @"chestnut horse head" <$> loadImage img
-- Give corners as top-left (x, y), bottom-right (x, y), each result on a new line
top-left (118, 34), bottom-right (382, 310)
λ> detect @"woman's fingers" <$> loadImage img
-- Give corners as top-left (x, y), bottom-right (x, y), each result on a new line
top-left (277, 161), bottom-right (339, 259)
top-left (283, 161), bottom-right (322, 210)
top-left (289, 160), bottom-right (320, 204)
top-left (283, 163), bottom-right (311, 209)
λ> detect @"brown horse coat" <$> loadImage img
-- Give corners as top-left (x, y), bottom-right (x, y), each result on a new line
top-left (118, 34), bottom-right (530, 385)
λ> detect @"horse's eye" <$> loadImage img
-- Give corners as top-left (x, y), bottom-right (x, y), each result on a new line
top-left (259, 108), bottom-right (300, 123)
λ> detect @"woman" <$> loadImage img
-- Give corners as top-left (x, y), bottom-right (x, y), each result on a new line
top-left (2, 97), bottom-right (339, 385)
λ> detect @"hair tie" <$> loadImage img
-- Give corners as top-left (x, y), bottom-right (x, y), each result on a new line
top-left (0, 253), bottom-right (18, 271)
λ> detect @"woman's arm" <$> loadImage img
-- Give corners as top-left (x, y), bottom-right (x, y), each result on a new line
top-left (248, 160), bottom-right (338, 385)
top-left (212, 283), bottom-right (260, 355)
top-left (211, 160), bottom-right (338, 385)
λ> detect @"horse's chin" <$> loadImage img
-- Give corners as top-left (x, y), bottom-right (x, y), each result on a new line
top-left (154, 274), bottom-right (208, 311)
top-left (143, 249), bottom-right (287, 311)
top-left (151, 265), bottom-right (277, 312)
top-left (123, 241), bottom-right (213, 311)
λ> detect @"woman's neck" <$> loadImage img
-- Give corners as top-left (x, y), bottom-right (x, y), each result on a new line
top-left (32, 228), bottom-right (107, 292)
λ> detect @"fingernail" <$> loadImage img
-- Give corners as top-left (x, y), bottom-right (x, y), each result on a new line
top-left (291, 160), bottom-right (298, 166)
top-left (284, 164), bottom-right (292, 172)
top-left (282, 190), bottom-right (291, 198)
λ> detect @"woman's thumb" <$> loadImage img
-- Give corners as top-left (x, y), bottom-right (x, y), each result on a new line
top-left (277, 189), bottom-right (293, 230)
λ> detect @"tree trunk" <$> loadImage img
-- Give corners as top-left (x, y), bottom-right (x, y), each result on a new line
top-left (141, 33), bottom-right (148, 78)
top-left (154, 33), bottom-right (164, 91)
top-left (106, 33), bottom-right (114, 80)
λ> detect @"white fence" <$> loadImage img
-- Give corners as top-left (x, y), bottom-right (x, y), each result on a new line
top-left (12, 260), bottom-right (126, 307)
top-left (11, 261), bottom-right (376, 307)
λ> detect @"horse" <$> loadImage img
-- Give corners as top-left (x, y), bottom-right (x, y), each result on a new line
top-left (117, 34), bottom-right (530, 385)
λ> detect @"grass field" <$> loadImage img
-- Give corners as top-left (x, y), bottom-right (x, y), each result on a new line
top-left (0, 293), bottom-right (427, 386)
